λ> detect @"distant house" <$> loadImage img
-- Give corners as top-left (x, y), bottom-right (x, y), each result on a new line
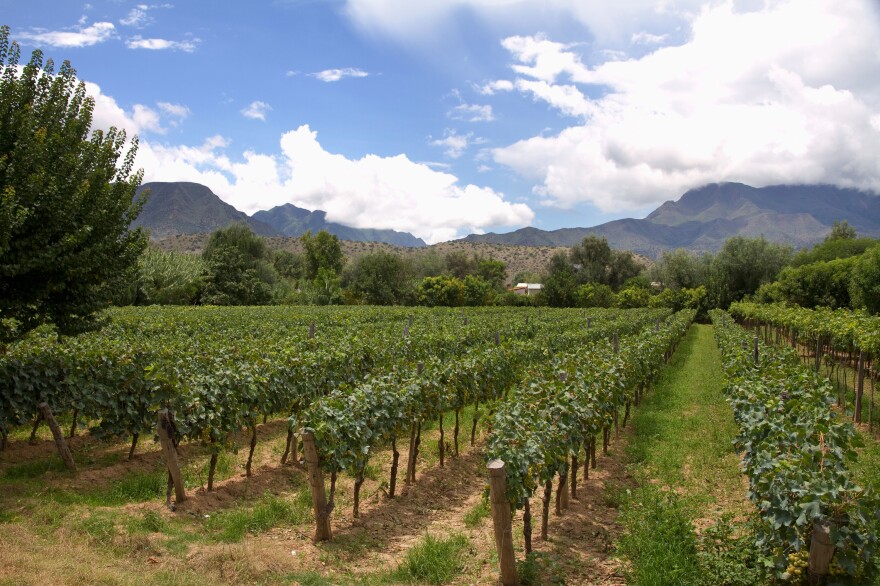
top-left (510, 282), bottom-right (543, 296)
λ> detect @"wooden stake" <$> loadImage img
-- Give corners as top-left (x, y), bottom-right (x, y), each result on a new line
top-left (302, 430), bottom-right (332, 541)
top-left (523, 497), bottom-right (533, 554)
top-left (808, 520), bottom-right (834, 585)
top-left (389, 436), bottom-right (399, 498)
top-left (38, 403), bottom-right (76, 472)
top-left (856, 351), bottom-right (865, 423)
top-left (487, 460), bottom-right (518, 586)
top-left (157, 409), bottom-right (185, 503)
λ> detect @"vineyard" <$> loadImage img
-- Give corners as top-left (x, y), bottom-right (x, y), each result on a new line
top-left (2, 305), bottom-right (879, 584)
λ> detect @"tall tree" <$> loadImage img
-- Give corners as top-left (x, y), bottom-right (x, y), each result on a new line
top-left (301, 230), bottom-right (344, 279)
top-left (570, 235), bottom-right (612, 284)
top-left (201, 224), bottom-right (275, 305)
top-left (0, 27), bottom-right (146, 340)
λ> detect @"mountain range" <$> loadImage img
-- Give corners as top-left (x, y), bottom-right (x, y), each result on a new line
top-left (134, 181), bottom-right (880, 258)
top-left (464, 183), bottom-right (880, 257)
top-left (133, 182), bottom-right (426, 247)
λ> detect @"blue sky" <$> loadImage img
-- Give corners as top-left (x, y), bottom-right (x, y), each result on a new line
top-left (4, 1), bottom-right (880, 243)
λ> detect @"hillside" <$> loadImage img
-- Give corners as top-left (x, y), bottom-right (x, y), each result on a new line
top-left (252, 203), bottom-right (425, 247)
top-left (463, 183), bottom-right (880, 257)
top-left (133, 182), bottom-right (280, 239)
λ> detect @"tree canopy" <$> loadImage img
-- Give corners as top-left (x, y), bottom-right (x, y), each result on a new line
top-left (0, 27), bottom-right (146, 340)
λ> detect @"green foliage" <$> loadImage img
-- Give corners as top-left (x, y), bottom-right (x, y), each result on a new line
top-left (574, 283), bottom-right (614, 308)
top-left (390, 533), bottom-right (470, 585)
top-left (826, 219), bottom-right (857, 242)
top-left (652, 248), bottom-right (706, 289)
top-left (615, 286), bottom-right (651, 308)
top-left (301, 230), bottom-right (344, 280)
top-left (0, 26), bottom-right (147, 340)
top-left (476, 258), bottom-right (507, 289)
top-left (200, 224), bottom-right (275, 305)
top-left (570, 235), bottom-right (612, 283)
top-left (119, 247), bottom-right (205, 306)
top-left (616, 485), bottom-right (702, 586)
top-left (461, 275), bottom-right (492, 306)
top-left (417, 275), bottom-right (465, 307)
top-left (707, 236), bottom-right (792, 307)
top-left (696, 515), bottom-right (767, 586)
top-left (205, 493), bottom-right (312, 542)
top-left (776, 256), bottom-right (857, 309)
top-left (791, 236), bottom-right (876, 267)
top-left (541, 252), bottom-right (577, 307)
top-left (462, 497), bottom-right (490, 528)
top-left (516, 552), bottom-right (565, 586)
top-left (445, 250), bottom-right (478, 279)
top-left (850, 244), bottom-right (880, 314)
top-left (344, 251), bottom-right (411, 305)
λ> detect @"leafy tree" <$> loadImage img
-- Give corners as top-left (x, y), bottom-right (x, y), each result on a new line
top-left (273, 250), bottom-right (305, 281)
top-left (615, 287), bottom-right (651, 308)
top-left (407, 250), bottom-right (446, 279)
top-left (301, 230), bottom-right (344, 279)
top-left (570, 235), bottom-right (612, 284)
top-left (850, 245), bottom-right (880, 314)
top-left (118, 247), bottom-right (205, 305)
top-left (344, 251), bottom-right (410, 305)
top-left (417, 275), bottom-right (465, 307)
top-left (512, 270), bottom-right (541, 284)
top-left (790, 236), bottom-right (876, 267)
top-left (825, 219), bottom-right (857, 242)
top-left (201, 224), bottom-right (275, 305)
top-left (476, 258), bottom-right (507, 290)
top-left (707, 236), bottom-right (791, 307)
top-left (606, 250), bottom-right (643, 290)
top-left (542, 252), bottom-right (577, 307)
top-left (653, 249), bottom-right (705, 289)
top-left (776, 257), bottom-right (857, 309)
top-left (445, 250), bottom-right (478, 279)
top-left (0, 26), bottom-right (146, 340)
top-left (310, 267), bottom-right (342, 306)
top-left (574, 283), bottom-right (614, 308)
top-left (462, 275), bottom-right (493, 306)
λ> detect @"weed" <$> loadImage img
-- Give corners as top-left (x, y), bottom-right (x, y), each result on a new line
top-left (463, 495), bottom-right (490, 528)
top-left (516, 551), bottom-right (565, 586)
top-left (81, 512), bottom-right (117, 546)
top-left (390, 533), bottom-right (470, 585)
top-left (205, 492), bottom-right (312, 542)
top-left (127, 509), bottom-right (168, 534)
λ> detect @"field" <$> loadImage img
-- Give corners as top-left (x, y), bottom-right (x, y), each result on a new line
top-left (1, 306), bottom-right (878, 585)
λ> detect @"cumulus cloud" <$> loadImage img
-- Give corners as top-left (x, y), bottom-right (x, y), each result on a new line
top-left (241, 101), bottom-right (272, 121)
top-left (17, 21), bottom-right (115, 48)
top-left (125, 35), bottom-right (199, 52)
top-left (630, 31), bottom-right (667, 45)
top-left (120, 3), bottom-right (174, 27)
top-left (311, 68), bottom-right (370, 82)
top-left (83, 81), bottom-right (188, 136)
top-left (135, 126), bottom-right (533, 243)
top-left (157, 102), bottom-right (191, 119)
top-left (492, 0), bottom-right (880, 212)
top-left (430, 129), bottom-right (480, 159)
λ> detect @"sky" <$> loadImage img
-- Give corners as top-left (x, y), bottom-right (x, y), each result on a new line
top-left (4, 0), bottom-right (880, 244)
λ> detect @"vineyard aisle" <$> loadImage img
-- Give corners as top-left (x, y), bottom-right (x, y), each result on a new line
top-left (619, 324), bottom-right (751, 562)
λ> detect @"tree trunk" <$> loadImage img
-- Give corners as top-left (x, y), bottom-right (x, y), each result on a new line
top-left (570, 455), bottom-right (578, 500)
top-left (471, 402), bottom-right (479, 446)
top-left (583, 441), bottom-right (590, 479)
top-left (541, 480), bottom-right (552, 540)
top-left (406, 423), bottom-right (417, 484)
top-left (38, 403), bottom-right (76, 472)
top-left (69, 408), bottom-right (78, 438)
top-left (603, 427), bottom-right (609, 455)
top-left (353, 471), bottom-right (365, 518)
top-left (281, 428), bottom-right (293, 464)
top-left (29, 413), bottom-right (42, 445)
top-left (523, 497), bottom-right (533, 554)
top-left (207, 452), bottom-right (218, 491)
top-left (453, 409), bottom-right (460, 457)
top-left (591, 436), bottom-right (597, 469)
top-left (128, 433), bottom-right (139, 460)
top-left (555, 472), bottom-right (568, 514)
top-left (246, 426), bottom-right (257, 477)
top-left (389, 436), bottom-right (399, 498)
top-left (622, 401), bottom-right (631, 428)
top-left (438, 416), bottom-right (445, 467)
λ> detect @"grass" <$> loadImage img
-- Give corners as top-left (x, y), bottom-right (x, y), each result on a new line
top-left (387, 533), bottom-right (470, 585)
top-left (617, 324), bottom-right (760, 585)
top-left (204, 491), bottom-right (312, 542)
top-left (463, 495), bottom-right (490, 528)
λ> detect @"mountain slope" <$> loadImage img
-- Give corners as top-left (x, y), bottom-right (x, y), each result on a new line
top-left (252, 204), bottom-right (426, 247)
top-left (464, 183), bottom-right (880, 257)
top-left (133, 182), bottom-right (280, 239)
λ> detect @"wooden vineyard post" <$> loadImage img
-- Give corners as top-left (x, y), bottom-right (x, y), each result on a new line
top-left (753, 335), bottom-right (759, 366)
top-left (156, 409), bottom-right (185, 503)
top-left (302, 430), bottom-right (332, 542)
top-left (856, 351), bottom-right (865, 423)
top-left (309, 323), bottom-right (316, 339)
top-left (38, 403), bottom-right (76, 472)
top-left (808, 519), bottom-right (834, 585)
top-left (587, 317), bottom-right (592, 330)
top-left (495, 331), bottom-right (501, 346)
top-left (487, 460), bottom-right (518, 586)
top-left (815, 337), bottom-right (822, 372)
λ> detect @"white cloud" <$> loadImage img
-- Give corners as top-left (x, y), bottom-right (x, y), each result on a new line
top-left (430, 129), bottom-right (477, 159)
top-left (157, 102), bottom-right (190, 119)
top-left (135, 126), bottom-right (533, 243)
top-left (120, 8), bottom-right (151, 27)
top-left (125, 35), bottom-right (199, 52)
top-left (311, 68), bottom-right (370, 82)
top-left (17, 21), bottom-right (115, 48)
top-left (241, 101), bottom-right (272, 121)
top-left (342, 0), bottom-right (705, 46)
top-left (630, 31), bottom-right (667, 45)
top-left (493, 0), bottom-right (880, 212)
top-left (449, 102), bottom-right (495, 122)
top-left (477, 79), bottom-right (514, 95)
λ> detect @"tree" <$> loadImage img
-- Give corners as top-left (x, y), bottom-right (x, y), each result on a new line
top-left (653, 249), bottom-right (705, 289)
top-left (301, 230), bottom-right (344, 279)
top-left (462, 275), bottom-right (493, 306)
top-left (201, 224), bottom-right (275, 305)
top-left (344, 251), bottom-right (410, 305)
top-left (117, 248), bottom-right (205, 306)
top-left (574, 283), bottom-right (614, 308)
top-left (476, 258), bottom-right (507, 290)
top-left (825, 219), bottom-right (857, 242)
top-left (850, 245), bottom-right (880, 314)
top-left (542, 252), bottom-right (577, 307)
top-left (606, 250), bottom-right (642, 290)
top-left (0, 26), bottom-right (146, 340)
top-left (706, 236), bottom-right (792, 307)
top-left (417, 275), bottom-right (465, 307)
top-left (445, 250), bottom-right (478, 279)
top-left (570, 236), bottom-right (612, 284)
